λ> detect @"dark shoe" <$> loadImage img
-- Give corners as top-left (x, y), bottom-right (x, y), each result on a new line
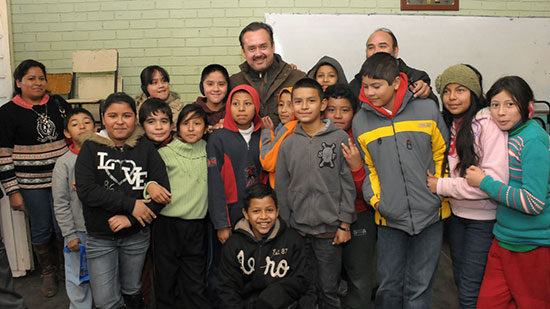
top-left (123, 293), bottom-right (145, 309)
top-left (33, 241), bottom-right (58, 297)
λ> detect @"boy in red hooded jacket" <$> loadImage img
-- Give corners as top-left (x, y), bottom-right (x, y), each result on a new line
top-left (208, 84), bottom-right (263, 244)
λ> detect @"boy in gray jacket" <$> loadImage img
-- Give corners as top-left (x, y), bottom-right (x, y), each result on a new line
top-left (353, 52), bottom-right (449, 309)
top-left (275, 78), bottom-right (356, 308)
top-left (52, 108), bottom-right (95, 308)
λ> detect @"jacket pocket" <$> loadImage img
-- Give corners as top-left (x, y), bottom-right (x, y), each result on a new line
top-left (288, 189), bottom-right (338, 227)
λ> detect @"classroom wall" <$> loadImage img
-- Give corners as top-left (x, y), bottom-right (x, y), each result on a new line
top-left (9, 0), bottom-right (550, 103)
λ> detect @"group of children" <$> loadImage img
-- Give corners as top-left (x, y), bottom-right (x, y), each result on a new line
top-left (40, 47), bottom-right (549, 309)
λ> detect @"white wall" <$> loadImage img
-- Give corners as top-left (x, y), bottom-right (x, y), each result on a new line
top-left (0, 0), bottom-right (13, 105)
top-left (267, 14), bottom-right (550, 101)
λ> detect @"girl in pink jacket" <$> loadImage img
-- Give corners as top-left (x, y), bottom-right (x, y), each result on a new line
top-left (427, 64), bottom-right (509, 309)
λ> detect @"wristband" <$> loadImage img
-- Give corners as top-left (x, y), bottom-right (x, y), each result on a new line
top-left (338, 226), bottom-right (350, 232)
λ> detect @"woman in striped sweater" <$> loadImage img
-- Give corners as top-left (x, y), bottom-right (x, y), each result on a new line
top-left (0, 59), bottom-right (71, 297)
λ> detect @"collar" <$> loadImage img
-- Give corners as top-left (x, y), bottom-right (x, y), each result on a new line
top-left (238, 123), bottom-right (254, 135)
top-left (12, 94), bottom-right (50, 109)
top-left (69, 143), bottom-right (80, 154)
top-left (240, 53), bottom-right (283, 77)
top-left (234, 217), bottom-right (282, 243)
top-left (154, 132), bottom-right (174, 149)
top-left (168, 137), bottom-right (206, 158)
top-left (509, 119), bottom-right (528, 134)
top-left (359, 73), bottom-right (408, 119)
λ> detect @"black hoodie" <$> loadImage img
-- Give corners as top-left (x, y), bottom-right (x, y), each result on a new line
top-left (75, 127), bottom-right (170, 239)
top-left (218, 218), bottom-right (309, 309)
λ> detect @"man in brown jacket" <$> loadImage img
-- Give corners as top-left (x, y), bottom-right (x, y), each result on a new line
top-left (230, 22), bottom-right (305, 126)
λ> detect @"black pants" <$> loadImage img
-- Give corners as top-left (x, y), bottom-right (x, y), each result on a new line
top-left (153, 215), bottom-right (208, 309)
top-left (0, 238), bottom-right (25, 309)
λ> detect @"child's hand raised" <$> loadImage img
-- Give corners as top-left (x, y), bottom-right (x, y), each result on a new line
top-left (261, 116), bottom-right (274, 131)
top-left (132, 199), bottom-right (156, 227)
top-left (147, 183), bottom-right (171, 204)
top-left (426, 170), bottom-right (438, 194)
top-left (108, 215), bottom-right (131, 232)
top-left (341, 138), bottom-right (362, 171)
top-left (465, 165), bottom-right (486, 187)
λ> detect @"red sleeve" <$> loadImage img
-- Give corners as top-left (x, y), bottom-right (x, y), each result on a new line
top-left (351, 166), bottom-right (366, 204)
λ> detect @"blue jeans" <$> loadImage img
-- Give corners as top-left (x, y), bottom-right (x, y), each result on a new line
top-left (20, 188), bottom-right (62, 243)
top-left (301, 235), bottom-right (342, 309)
top-left (87, 228), bottom-right (150, 309)
top-left (447, 214), bottom-right (494, 309)
top-left (376, 221), bottom-right (443, 309)
top-left (64, 232), bottom-right (92, 309)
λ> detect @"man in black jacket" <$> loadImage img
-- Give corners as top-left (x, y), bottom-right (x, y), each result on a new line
top-left (349, 27), bottom-right (438, 105)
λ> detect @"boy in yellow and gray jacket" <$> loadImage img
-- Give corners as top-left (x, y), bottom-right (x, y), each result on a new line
top-left (352, 53), bottom-right (449, 309)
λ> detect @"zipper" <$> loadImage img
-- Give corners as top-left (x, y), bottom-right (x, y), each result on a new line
top-left (256, 242), bottom-right (263, 274)
top-left (306, 135), bottom-right (313, 214)
top-left (390, 119), bottom-right (416, 234)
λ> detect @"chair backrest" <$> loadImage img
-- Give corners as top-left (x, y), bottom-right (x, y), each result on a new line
top-left (72, 49), bottom-right (118, 73)
top-left (71, 49), bottom-right (118, 101)
top-left (533, 100), bottom-right (550, 133)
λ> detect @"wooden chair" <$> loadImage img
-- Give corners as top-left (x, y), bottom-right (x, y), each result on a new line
top-left (68, 49), bottom-right (121, 122)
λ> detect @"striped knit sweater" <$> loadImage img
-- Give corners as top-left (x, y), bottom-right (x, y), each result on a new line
top-left (0, 94), bottom-right (70, 194)
top-left (479, 120), bottom-right (550, 247)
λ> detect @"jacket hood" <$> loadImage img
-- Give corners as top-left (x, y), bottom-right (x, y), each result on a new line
top-left (234, 217), bottom-right (283, 243)
top-left (277, 86), bottom-right (296, 121)
top-left (294, 118), bottom-right (341, 137)
top-left (82, 126), bottom-right (145, 148)
top-left (135, 91), bottom-right (180, 107)
top-left (307, 56), bottom-right (348, 84)
top-left (359, 72), bottom-right (409, 119)
top-left (223, 84), bottom-right (262, 132)
top-left (277, 86), bottom-right (293, 104)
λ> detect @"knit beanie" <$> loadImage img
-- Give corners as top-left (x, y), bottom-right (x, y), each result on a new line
top-left (435, 64), bottom-right (481, 97)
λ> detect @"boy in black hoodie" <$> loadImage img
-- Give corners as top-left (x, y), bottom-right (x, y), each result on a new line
top-left (218, 184), bottom-right (308, 309)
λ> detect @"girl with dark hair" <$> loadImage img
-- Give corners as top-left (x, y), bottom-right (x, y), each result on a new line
top-left (75, 92), bottom-right (169, 309)
top-left (147, 104), bottom-right (209, 308)
top-left (193, 64), bottom-right (230, 133)
top-left (466, 76), bottom-right (550, 308)
top-left (427, 64), bottom-right (509, 308)
top-left (0, 59), bottom-right (72, 297)
top-left (136, 65), bottom-right (184, 124)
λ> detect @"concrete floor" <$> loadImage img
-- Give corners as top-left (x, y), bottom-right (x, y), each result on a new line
top-left (13, 242), bottom-right (459, 309)
top-left (13, 267), bottom-right (70, 309)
